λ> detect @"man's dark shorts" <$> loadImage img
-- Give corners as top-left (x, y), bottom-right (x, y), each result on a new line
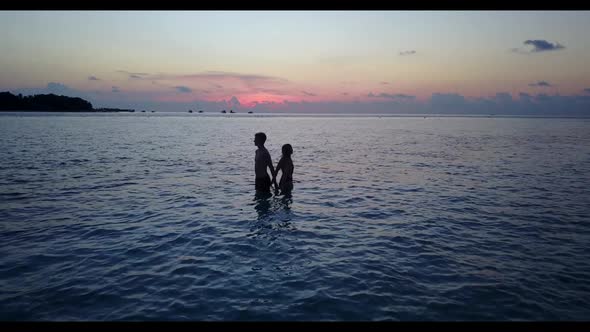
top-left (255, 175), bottom-right (272, 192)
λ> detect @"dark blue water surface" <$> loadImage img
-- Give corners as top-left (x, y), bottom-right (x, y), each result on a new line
top-left (1, 113), bottom-right (589, 321)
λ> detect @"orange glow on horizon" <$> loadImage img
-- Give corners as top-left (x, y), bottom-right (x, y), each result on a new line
top-left (233, 93), bottom-right (301, 108)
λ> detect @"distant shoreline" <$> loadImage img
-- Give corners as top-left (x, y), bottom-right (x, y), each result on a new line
top-left (2, 92), bottom-right (589, 119)
top-left (0, 91), bottom-right (136, 113)
top-left (0, 109), bottom-right (136, 113)
top-left (1, 111), bottom-right (589, 120)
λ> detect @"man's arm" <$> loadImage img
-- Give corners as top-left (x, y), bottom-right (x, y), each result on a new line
top-left (267, 153), bottom-right (276, 179)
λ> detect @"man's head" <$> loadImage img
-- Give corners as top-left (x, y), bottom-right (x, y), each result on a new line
top-left (254, 132), bottom-right (267, 147)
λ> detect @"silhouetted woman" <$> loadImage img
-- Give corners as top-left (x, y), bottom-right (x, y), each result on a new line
top-left (273, 144), bottom-right (294, 195)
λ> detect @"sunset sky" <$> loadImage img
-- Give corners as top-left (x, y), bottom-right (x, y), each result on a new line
top-left (2, 11), bottom-right (590, 114)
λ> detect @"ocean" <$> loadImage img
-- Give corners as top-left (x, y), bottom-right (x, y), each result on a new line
top-left (1, 112), bottom-right (589, 320)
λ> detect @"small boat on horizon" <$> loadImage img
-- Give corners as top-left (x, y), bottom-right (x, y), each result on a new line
top-left (221, 110), bottom-right (226, 113)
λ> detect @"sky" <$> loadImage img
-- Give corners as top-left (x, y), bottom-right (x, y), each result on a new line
top-left (2, 11), bottom-right (590, 114)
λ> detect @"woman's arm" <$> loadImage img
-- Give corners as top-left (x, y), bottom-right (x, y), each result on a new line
top-left (272, 158), bottom-right (283, 186)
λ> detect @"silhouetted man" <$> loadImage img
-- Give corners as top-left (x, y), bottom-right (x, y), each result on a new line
top-left (254, 132), bottom-right (276, 193)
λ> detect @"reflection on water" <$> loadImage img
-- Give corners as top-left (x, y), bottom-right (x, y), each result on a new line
top-left (254, 191), bottom-right (273, 222)
top-left (249, 192), bottom-right (296, 246)
top-left (254, 191), bottom-right (293, 223)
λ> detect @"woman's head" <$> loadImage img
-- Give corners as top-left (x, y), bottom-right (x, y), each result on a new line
top-left (282, 144), bottom-right (293, 157)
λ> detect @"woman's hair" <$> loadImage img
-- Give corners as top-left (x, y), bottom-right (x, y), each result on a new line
top-left (282, 144), bottom-right (293, 157)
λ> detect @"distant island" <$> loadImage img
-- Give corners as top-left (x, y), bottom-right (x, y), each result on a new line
top-left (0, 91), bottom-right (134, 112)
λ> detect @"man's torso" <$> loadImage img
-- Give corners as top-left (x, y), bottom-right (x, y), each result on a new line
top-left (255, 147), bottom-right (271, 178)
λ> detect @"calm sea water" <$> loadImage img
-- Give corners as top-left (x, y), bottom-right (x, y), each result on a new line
top-left (1, 112), bottom-right (590, 321)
